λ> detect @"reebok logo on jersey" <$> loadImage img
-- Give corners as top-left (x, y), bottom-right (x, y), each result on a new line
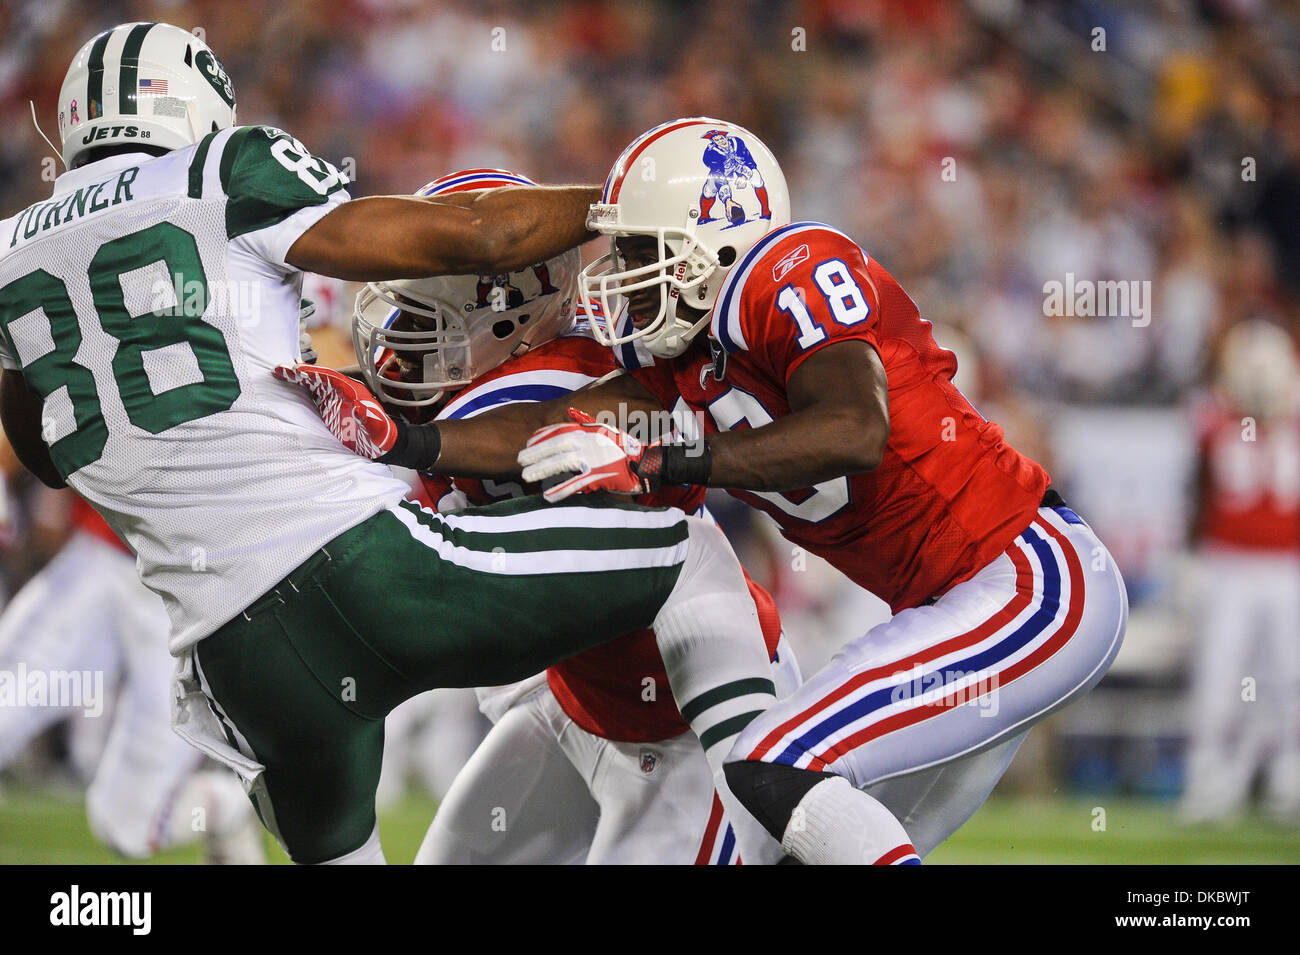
top-left (772, 244), bottom-right (809, 282)
top-left (49, 885), bottom-right (151, 935)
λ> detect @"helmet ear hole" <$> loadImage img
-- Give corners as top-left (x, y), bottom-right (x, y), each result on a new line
top-left (718, 246), bottom-right (737, 267)
top-left (491, 319), bottom-right (515, 339)
top-left (184, 45), bottom-right (192, 66)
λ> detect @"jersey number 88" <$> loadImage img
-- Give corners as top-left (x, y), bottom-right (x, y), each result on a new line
top-left (0, 222), bottom-right (240, 476)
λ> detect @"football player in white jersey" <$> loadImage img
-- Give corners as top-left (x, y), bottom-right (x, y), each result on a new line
top-left (0, 23), bottom-right (841, 864)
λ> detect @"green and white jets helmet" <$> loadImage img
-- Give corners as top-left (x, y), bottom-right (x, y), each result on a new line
top-left (57, 22), bottom-right (237, 168)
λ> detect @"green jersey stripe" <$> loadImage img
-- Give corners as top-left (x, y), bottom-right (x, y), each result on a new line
top-left (680, 678), bottom-right (777, 723)
top-left (699, 710), bottom-right (765, 751)
top-left (117, 22), bottom-right (157, 115)
top-left (86, 31), bottom-right (112, 119)
top-left (396, 499), bottom-right (688, 555)
top-left (218, 126), bottom-right (257, 196)
top-left (495, 493), bottom-right (677, 518)
top-left (454, 523), bottom-right (688, 555)
top-left (398, 495), bottom-right (686, 533)
top-left (389, 502), bottom-right (687, 577)
top-left (187, 130), bottom-right (220, 198)
top-left (443, 502), bottom-right (686, 535)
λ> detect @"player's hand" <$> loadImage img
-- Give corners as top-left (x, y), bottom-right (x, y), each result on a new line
top-left (518, 408), bottom-right (654, 502)
top-left (273, 363), bottom-right (398, 460)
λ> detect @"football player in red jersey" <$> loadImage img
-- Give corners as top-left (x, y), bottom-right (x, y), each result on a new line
top-left (281, 121), bottom-right (1128, 864)
top-left (348, 169), bottom-right (799, 864)
top-left (1181, 319), bottom-right (1300, 822)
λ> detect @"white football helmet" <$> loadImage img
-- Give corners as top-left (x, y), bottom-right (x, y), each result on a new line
top-left (1217, 318), bottom-right (1300, 419)
top-left (58, 22), bottom-right (237, 168)
top-left (353, 169), bottom-right (580, 408)
top-left (580, 117), bottom-right (790, 358)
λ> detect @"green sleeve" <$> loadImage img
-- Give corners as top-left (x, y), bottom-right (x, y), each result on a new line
top-left (218, 126), bottom-right (350, 241)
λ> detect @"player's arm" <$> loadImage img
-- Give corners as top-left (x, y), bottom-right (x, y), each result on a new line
top-left (0, 371), bottom-right (65, 488)
top-left (285, 187), bottom-right (602, 281)
top-left (703, 340), bottom-right (888, 491)
top-left (217, 127), bottom-right (596, 280)
top-left (273, 356), bottom-right (666, 477)
top-left (514, 342), bottom-right (887, 499)
top-left (414, 372), bottom-right (666, 478)
top-left (695, 238), bottom-right (892, 490)
top-left (280, 340), bottom-right (886, 492)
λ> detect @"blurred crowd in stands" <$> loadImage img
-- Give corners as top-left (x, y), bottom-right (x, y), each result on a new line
top-left (2, 0), bottom-right (1298, 815)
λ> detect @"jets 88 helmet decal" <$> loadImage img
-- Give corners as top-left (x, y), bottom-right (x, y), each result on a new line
top-left (580, 117), bottom-right (790, 358)
top-left (58, 22), bottom-right (237, 168)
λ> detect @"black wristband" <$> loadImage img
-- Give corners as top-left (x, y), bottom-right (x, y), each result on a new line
top-left (639, 441), bottom-right (712, 490)
top-left (377, 419), bottom-right (443, 470)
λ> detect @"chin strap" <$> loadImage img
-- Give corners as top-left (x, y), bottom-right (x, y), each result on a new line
top-left (30, 101), bottom-right (66, 171)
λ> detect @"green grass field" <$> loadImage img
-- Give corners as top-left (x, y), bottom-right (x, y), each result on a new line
top-left (2, 786), bottom-right (1298, 864)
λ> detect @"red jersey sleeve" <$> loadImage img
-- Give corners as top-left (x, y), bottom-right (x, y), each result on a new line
top-left (711, 224), bottom-right (882, 384)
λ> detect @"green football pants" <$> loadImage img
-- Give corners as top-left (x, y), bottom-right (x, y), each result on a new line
top-left (193, 494), bottom-right (688, 863)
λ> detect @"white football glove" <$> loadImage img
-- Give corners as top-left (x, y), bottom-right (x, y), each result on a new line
top-left (517, 409), bottom-right (651, 502)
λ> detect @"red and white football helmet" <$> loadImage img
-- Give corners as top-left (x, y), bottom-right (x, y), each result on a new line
top-left (580, 117), bottom-right (790, 358)
top-left (352, 169), bottom-right (580, 408)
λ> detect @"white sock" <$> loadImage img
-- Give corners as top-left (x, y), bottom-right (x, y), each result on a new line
top-left (783, 777), bottom-right (920, 865)
top-left (654, 517), bottom-right (779, 862)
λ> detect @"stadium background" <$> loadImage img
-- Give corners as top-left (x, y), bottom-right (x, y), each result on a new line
top-left (2, 0), bottom-right (1299, 863)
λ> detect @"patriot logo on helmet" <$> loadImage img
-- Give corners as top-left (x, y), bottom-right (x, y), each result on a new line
top-left (698, 129), bottom-right (772, 227)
